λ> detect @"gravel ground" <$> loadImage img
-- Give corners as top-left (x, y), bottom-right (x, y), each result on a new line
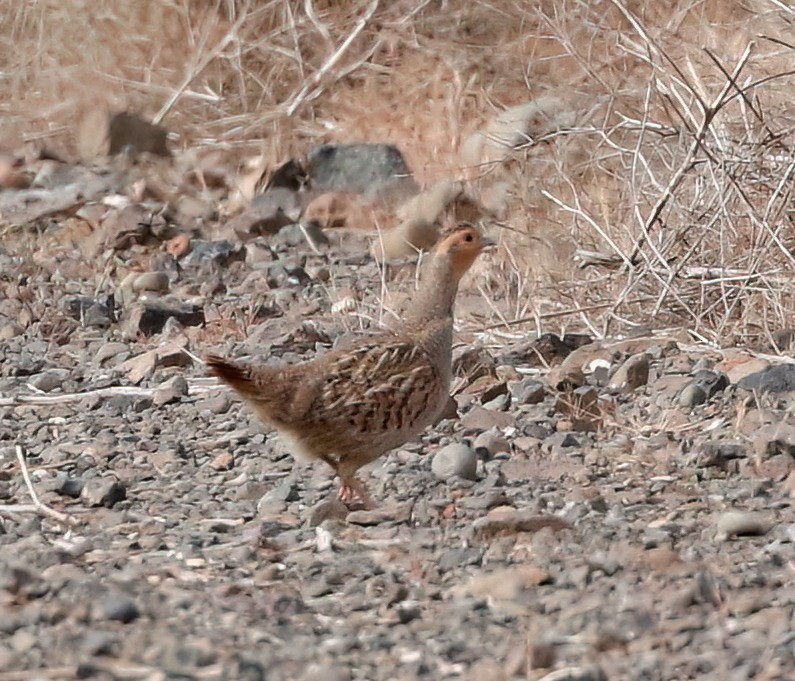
top-left (1, 188), bottom-right (794, 681)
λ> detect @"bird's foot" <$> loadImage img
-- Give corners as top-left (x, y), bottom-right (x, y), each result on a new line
top-left (338, 478), bottom-right (374, 509)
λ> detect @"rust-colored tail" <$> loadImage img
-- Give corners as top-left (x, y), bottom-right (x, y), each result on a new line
top-left (206, 355), bottom-right (260, 397)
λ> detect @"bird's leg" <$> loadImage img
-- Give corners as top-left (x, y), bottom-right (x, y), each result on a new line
top-left (319, 455), bottom-right (373, 509)
top-left (338, 475), bottom-right (373, 509)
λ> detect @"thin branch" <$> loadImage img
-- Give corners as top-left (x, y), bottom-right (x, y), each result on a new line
top-left (284, 0), bottom-right (379, 117)
top-left (1, 446), bottom-right (79, 527)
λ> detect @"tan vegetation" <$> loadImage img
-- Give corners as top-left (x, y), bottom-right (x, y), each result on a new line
top-left (2, 0), bottom-right (794, 346)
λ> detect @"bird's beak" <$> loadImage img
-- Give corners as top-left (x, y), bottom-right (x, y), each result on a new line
top-left (482, 236), bottom-right (497, 250)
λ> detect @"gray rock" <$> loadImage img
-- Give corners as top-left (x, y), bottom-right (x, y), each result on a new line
top-left (537, 666), bottom-right (607, 681)
top-left (679, 369), bottom-right (729, 408)
top-left (81, 478), bottom-right (127, 508)
top-left (738, 364), bottom-right (795, 393)
top-left (432, 443), bottom-right (478, 481)
top-left (716, 511), bottom-right (771, 540)
top-left (122, 302), bottom-right (204, 337)
top-left (28, 368), bottom-right (71, 393)
top-left (473, 429), bottom-right (510, 458)
top-left (197, 393), bottom-right (231, 414)
top-left (306, 143), bottom-right (417, 199)
top-left (751, 423), bottom-right (795, 459)
top-left (97, 593), bottom-right (140, 623)
top-left (65, 296), bottom-right (115, 328)
top-left (153, 375), bottom-right (189, 406)
top-left (678, 383), bottom-right (707, 408)
top-left (697, 441), bottom-right (746, 468)
top-left (82, 630), bottom-right (118, 656)
top-left (306, 499), bottom-right (348, 527)
top-left (510, 377), bottom-right (546, 404)
top-left (608, 352), bottom-right (650, 392)
top-left (132, 271), bottom-right (170, 293)
top-left (0, 322), bottom-right (23, 340)
top-left (52, 473), bottom-right (84, 498)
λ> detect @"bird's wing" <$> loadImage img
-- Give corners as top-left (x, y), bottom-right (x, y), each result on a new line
top-left (300, 339), bottom-right (443, 435)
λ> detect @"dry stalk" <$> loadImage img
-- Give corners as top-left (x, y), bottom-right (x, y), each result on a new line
top-left (0, 446), bottom-right (78, 527)
top-left (284, 0), bottom-right (379, 117)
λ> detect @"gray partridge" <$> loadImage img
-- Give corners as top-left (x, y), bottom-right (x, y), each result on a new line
top-left (206, 224), bottom-right (490, 506)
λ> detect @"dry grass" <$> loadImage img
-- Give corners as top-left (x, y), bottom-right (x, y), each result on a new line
top-left (2, 0), bottom-right (795, 347)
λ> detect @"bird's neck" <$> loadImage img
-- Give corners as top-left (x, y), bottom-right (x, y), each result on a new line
top-left (403, 257), bottom-right (459, 323)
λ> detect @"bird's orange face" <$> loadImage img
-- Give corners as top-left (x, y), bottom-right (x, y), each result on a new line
top-left (436, 225), bottom-right (492, 280)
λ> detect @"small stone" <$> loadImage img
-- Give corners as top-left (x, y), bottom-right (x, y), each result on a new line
top-left (715, 511), bottom-right (771, 540)
top-left (94, 341), bottom-right (130, 365)
top-left (738, 364), bottom-right (795, 394)
top-left (82, 630), bottom-right (118, 656)
top-left (0, 322), bottom-right (22, 340)
top-left (510, 377), bottom-right (546, 404)
top-left (257, 482), bottom-right (299, 514)
top-left (9, 629), bottom-right (37, 654)
top-left (697, 441), bottom-right (746, 468)
top-left (66, 296), bottom-right (116, 328)
top-left (473, 430), bottom-right (510, 458)
top-left (28, 368), bottom-right (71, 393)
top-left (678, 383), bottom-right (707, 408)
top-left (82, 478), bottom-right (127, 508)
top-left (432, 443), bottom-right (478, 481)
top-left (545, 431), bottom-right (581, 450)
top-left (197, 393), bottom-right (231, 414)
top-left (153, 375), bottom-right (189, 406)
top-left (456, 566), bottom-right (553, 600)
top-left (56, 475), bottom-right (84, 499)
top-left (537, 666), bottom-right (607, 681)
top-left (347, 504), bottom-right (411, 525)
top-left (119, 350), bottom-right (158, 384)
top-left (460, 405), bottom-right (514, 430)
top-left (751, 423), bottom-right (795, 459)
top-left (306, 499), bottom-right (349, 527)
top-left (679, 369), bottom-right (729, 408)
top-left (608, 352), bottom-right (650, 392)
top-left (472, 507), bottom-right (572, 539)
top-left (97, 593), bottom-right (140, 623)
top-left (396, 600), bottom-right (422, 624)
top-left (210, 452), bottom-right (234, 471)
top-left (306, 142), bottom-right (416, 199)
top-left (716, 353), bottom-right (770, 384)
top-left (132, 271), bottom-right (169, 293)
top-left (546, 364), bottom-right (586, 390)
top-left (122, 302), bottom-right (204, 337)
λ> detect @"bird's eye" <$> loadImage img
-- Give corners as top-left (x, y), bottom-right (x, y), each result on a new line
top-left (464, 233), bottom-right (473, 242)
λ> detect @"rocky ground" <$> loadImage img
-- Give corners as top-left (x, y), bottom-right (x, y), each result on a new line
top-left (1, 146), bottom-right (794, 681)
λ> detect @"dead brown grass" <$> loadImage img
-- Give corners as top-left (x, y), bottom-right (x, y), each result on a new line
top-left (2, 0), bottom-right (795, 347)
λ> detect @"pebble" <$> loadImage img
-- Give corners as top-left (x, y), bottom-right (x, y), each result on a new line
top-left (679, 370), bottom-right (729, 408)
top-left (97, 593), bottom-right (140, 623)
top-left (0, 322), bottom-right (23, 340)
top-left (209, 452), bottom-right (235, 471)
top-left (738, 363), bottom-right (795, 393)
top-left (538, 666), bottom-right (608, 681)
top-left (153, 375), bottom-right (189, 406)
top-left (751, 423), bottom-right (795, 459)
top-left (608, 352), bottom-right (650, 392)
top-left (132, 271), bottom-right (170, 293)
top-left (431, 443), bottom-right (477, 481)
top-left (28, 368), bottom-right (71, 393)
top-left (473, 429), bottom-right (510, 457)
top-left (715, 511), bottom-right (771, 541)
top-left (94, 341), bottom-right (130, 365)
top-left (510, 377), bottom-right (546, 404)
top-left (81, 478), bottom-right (127, 508)
top-left (306, 499), bottom-right (349, 527)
